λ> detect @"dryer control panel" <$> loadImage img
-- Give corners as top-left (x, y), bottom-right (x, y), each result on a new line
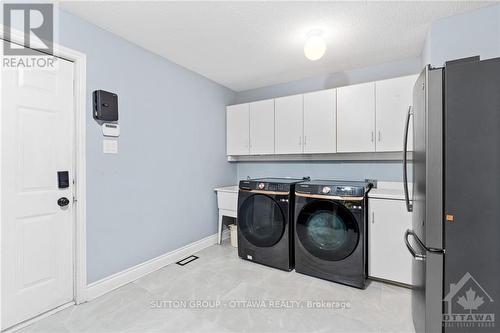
top-left (296, 181), bottom-right (369, 197)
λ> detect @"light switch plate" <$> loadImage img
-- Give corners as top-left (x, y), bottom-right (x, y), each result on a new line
top-left (103, 139), bottom-right (118, 154)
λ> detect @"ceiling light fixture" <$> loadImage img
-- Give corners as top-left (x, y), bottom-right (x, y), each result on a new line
top-left (304, 30), bottom-right (326, 61)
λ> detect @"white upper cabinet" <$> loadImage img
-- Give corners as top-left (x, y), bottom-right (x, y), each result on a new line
top-left (226, 103), bottom-right (249, 155)
top-left (249, 99), bottom-right (275, 155)
top-left (337, 82), bottom-right (376, 152)
top-left (275, 94), bottom-right (304, 154)
top-left (375, 75), bottom-right (418, 152)
top-left (303, 89), bottom-right (336, 154)
top-left (226, 74), bottom-right (416, 157)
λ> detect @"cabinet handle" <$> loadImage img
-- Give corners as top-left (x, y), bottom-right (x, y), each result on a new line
top-left (371, 131), bottom-right (374, 142)
top-left (378, 131), bottom-right (381, 142)
top-left (371, 212), bottom-right (374, 224)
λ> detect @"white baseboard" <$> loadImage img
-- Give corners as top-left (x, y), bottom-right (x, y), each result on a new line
top-left (83, 230), bottom-right (230, 302)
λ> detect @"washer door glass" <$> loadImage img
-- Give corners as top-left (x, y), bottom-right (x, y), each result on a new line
top-left (239, 194), bottom-right (285, 247)
top-left (296, 200), bottom-right (359, 261)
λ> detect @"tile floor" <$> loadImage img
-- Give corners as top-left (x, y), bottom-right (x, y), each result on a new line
top-left (20, 241), bottom-right (415, 333)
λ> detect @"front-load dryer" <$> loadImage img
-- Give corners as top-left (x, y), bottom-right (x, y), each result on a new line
top-left (294, 180), bottom-right (372, 288)
top-left (237, 178), bottom-right (306, 271)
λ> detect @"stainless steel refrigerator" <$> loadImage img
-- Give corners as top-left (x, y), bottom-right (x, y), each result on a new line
top-left (403, 57), bottom-right (500, 333)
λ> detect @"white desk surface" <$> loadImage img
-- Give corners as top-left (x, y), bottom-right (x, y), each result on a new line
top-left (368, 182), bottom-right (411, 200)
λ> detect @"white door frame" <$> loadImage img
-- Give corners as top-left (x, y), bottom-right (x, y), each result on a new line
top-left (0, 27), bottom-right (87, 329)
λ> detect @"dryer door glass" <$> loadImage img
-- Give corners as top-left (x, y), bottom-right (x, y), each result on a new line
top-left (296, 200), bottom-right (359, 261)
top-left (239, 194), bottom-right (285, 247)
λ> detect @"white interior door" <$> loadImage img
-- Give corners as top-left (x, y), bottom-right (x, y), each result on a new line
top-left (1, 51), bottom-right (75, 329)
top-left (275, 94), bottom-right (303, 154)
top-left (226, 103), bottom-right (249, 155)
top-left (337, 82), bottom-right (376, 152)
top-left (249, 99), bottom-right (274, 155)
top-left (375, 75), bottom-right (418, 152)
top-left (303, 89), bottom-right (336, 153)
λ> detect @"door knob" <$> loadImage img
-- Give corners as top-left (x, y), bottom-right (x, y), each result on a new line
top-left (57, 197), bottom-right (70, 207)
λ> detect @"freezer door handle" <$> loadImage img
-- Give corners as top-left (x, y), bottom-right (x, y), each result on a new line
top-left (403, 106), bottom-right (413, 212)
top-left (404, 229), bottom-right (426, 261)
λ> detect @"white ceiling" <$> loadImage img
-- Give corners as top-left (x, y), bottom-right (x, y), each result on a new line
top-left (59, 1), bottom-right (494, 91)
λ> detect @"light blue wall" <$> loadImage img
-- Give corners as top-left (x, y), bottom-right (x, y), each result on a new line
top-left (423, 4), bottom-right (500, 66)
top-left (233, 57), bottom-right (422, 184)
top-left (58, 10), bottom-right (236, 283)
top-left (422, 29), bottom-right (432, 68)
top-left (237, 161), bottom-right (405, 183)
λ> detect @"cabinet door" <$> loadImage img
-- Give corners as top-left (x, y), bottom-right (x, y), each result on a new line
top-left (303, 89), bottom-right (336, 153)
top-left (375, 75), bottom-right (418, 152)
top-left (275, 94), bottom-right (303, 154)
top-left (249, 99), bottom-right (274, 155)
top-left (368, 198), bottom-right (413, 285)
top-left (226, 104), bottom-right (249, 155)
top-left (337, 82), bottom-right (376, 152)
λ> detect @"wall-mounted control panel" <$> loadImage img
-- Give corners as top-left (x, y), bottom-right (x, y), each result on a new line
top-left (93, 90), bottom-right (118, 121)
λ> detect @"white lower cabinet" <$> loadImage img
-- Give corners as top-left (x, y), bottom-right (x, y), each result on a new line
top-left (368, 197), bottom-right (413, 285)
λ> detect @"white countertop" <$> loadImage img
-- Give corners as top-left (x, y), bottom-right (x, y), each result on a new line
top-left (214, 185), bottom-right (238, 193)
top-left (368, 182), bottom-right (411, 200)
top-left (213, 183), bottom-right (410, 199)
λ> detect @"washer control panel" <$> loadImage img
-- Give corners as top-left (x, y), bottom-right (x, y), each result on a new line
top-left (296, 182), bottom-right (367, 197)
top-left (334, 186), bottom-right (357, 196)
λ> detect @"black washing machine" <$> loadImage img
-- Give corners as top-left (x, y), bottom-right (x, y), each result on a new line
top-left (294, 180), bottom-right (372, 289)
top-left (237, 178), bottom-right (306, 271)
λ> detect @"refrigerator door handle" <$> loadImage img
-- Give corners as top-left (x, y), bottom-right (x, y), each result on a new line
top-left (403, 106), bottom-right (413, 212)
top-left (404, 229), bottom-right (426, 261)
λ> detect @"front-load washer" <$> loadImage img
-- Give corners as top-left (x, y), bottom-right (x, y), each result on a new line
top-left (294, 180), bottom-right (372, 288)
top-left (237, 178), bottom-right (306, 271)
